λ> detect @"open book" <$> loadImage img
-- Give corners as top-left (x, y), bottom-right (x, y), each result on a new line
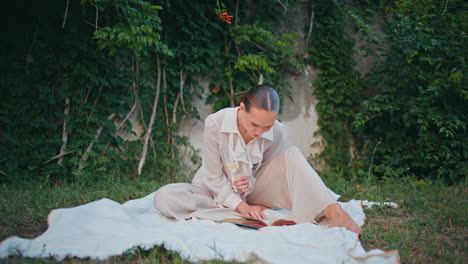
top-left (223, 217), bottom-right (297, 229)
top-left (222, 209), bottom-right (297, 229)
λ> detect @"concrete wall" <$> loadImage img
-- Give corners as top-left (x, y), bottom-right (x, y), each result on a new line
top-left (177, 65), bottom-right (324, 173)
top-left (116, 3), bottom-right (381, 175)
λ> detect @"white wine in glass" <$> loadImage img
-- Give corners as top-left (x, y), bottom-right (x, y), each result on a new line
top-left (226, 162), bottom-right (239, 172)
top-left (221, 145), bottom-right (241, 193)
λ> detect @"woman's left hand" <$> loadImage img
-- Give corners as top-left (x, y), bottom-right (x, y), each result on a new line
top-left (236, 201), bottom-right (268, 220)
top-left (232, 176), bottom-right (250, 194)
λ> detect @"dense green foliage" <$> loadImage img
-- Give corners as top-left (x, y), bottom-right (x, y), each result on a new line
top-left (1, 1), bottom-right (133, 183)
top-left (0, 0), bottom-right (302, 184)
top-left (0, 0), bottom-right (465, 184)
top-left (309, 0), bottom-right (466, 183)
top-left (353, 0), bottom-right (467, 182)
top-left (307, 0), bottom-right (364, 175)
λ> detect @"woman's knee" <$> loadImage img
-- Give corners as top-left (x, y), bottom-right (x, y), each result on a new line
top-left (284, 145), bottom-right (303, 160)
top-left (259, 146), bottom-right (303, 173)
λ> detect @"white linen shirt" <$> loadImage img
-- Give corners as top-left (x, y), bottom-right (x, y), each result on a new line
top-left (192, 107), bottom-right (287, 209)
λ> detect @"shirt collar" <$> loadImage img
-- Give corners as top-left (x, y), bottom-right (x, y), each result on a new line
top-left (220, 107), bottom-right (274, 141)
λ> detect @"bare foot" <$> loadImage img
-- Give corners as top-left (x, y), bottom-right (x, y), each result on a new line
top-left (322, 203), bottom-right (362, 234)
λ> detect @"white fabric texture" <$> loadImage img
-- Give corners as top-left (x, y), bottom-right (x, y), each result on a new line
top-left (0, 192), bottom-right (399, 263)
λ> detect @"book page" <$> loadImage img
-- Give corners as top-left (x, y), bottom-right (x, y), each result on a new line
top-left (223, 209), bottom-right (295, 227)
top-left (262, 209), bottom-right (294, 225)
top-left (238, 209), bottom-right (295, 226)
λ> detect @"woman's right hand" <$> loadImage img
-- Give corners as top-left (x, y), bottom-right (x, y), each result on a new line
top-left (236, 201), bottom-right (268, 220)
top-left (232, 176), bottom-right (251, 194)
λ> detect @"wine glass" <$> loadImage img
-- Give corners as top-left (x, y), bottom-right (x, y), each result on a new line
top-left (221, 145), bottom-right (241, 193)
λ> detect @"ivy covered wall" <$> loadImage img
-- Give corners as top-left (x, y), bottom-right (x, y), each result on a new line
top-left (0, 0), bottom-right (465, 185)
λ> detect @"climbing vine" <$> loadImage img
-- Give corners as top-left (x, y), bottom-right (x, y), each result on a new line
top-left (1, 0), bottom-right (464, 185)
top-left (0, 0), bottom-right (302, 184)
top-left (309, 0), bottom-right (466, 183)
top-left (307, 0), bottom-right (364, 177)
top-left (353, 0), bottom-right (467, 182)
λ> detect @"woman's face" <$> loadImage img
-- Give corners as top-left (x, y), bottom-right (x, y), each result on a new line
top-left (239, 102), bottom-right (278, 139)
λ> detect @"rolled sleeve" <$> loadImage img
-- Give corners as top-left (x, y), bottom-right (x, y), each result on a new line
top-left (224, 193), bottom-right (243, 209)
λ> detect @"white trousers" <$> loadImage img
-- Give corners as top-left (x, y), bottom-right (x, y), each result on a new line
top-left (154, 146), bottom-right (336, 223)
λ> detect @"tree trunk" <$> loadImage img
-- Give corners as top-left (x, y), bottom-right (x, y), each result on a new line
top-left (179, 59), bottom-right (188, 114)
top-left (304, 5), bottom-right (315, 59)
top-left (162, 64), bottom-right (170, 144)
top-left (172, 92), bottom-right (180, 123)
top-left (58, 97), bottom-right (70, 165)
top-left (138, 55), bottom-right (161, 175)
top-left (229, 80), bottom-right (235, 107)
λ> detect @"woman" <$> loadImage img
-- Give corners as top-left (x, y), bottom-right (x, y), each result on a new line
top-left (155, 85), bottom-right (361, 233)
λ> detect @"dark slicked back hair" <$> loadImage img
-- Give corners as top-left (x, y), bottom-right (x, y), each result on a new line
top-left (241, 85), bottom-right (280, 113)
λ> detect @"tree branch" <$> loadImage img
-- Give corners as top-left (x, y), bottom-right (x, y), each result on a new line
top-left (133, 59), bottom-right (148, 132)
top-left (162, 64), bottom-right (171, 144)
top-left (115, 99), bottom-right (137, 131)
top-left (442, 0), bottom-right (449, 15)
top-left (62, 0), bottom-right (70, 28)
top-left (258, 72), bottom-right (264, 85)
top-left (304, 6), bottom-right (315, 59)
top-left (79, 113), bottom-right (116, 170)
top-left (277, 0), bottom-right (288, 14)
top-left (235, 0), bottom-right (239, 26)
top-left (43, 151), bottom-right (74, 165)
top-left (90, 0), bottom-right (99, 32)
top-left (364, 114), bottom-right (382, 123)
top-left (82, 19), bottom-right (101, 30)
top-left (172, 92), bottom-right (181, 123)
top-left (229, 80), bottom-right (235, 107)
top-left (179, 59), bottom-right (188, 114)
top-left (86, 85), bottom-right (103, 127)
top-left (58, 97), bottom-right (70, 165)
top-left (82, 87), bottom-right (92, 107)
top-left (138, 54), bottom-right (162, 175)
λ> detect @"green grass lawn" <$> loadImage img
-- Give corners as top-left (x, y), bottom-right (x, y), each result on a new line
top-left (0, 176), bottom-right (466, 263)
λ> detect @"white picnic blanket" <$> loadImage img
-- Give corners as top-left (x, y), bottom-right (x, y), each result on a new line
top-left (0, 192), bottom-right (399, 263)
